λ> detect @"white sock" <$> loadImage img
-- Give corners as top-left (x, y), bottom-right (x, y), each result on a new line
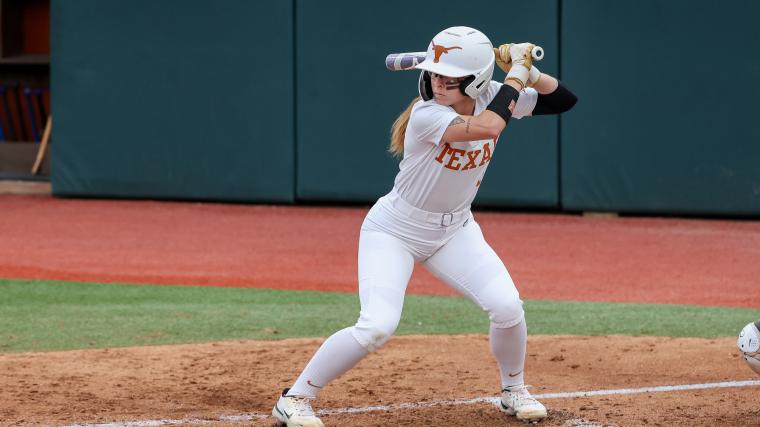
top-left (490, 318), bottom-right (527, 389)
top-left (288, 327), bottom-right (369, 398)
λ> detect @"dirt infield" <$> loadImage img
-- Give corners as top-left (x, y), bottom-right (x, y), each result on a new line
top-left (2, 195), bottom-right (760, 425)
top-left (2, 195), bottom-right (760, 307)
top-left (1, 335), bottom-right (758, 426)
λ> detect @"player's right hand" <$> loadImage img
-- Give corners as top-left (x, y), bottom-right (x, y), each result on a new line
top-left (505, 43), bottom-right (534, 89)
top-left (527, 65), bottom-right (541, 87)
top-left (508, 43), bottom-right (534, 68)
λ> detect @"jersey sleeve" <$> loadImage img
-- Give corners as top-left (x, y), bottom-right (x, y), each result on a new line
top-left (407, 101), bottom-right (460, 147)
top-left (482, 82), bottom-right (538, 120)
top-left (512, 87), bottom-right (538, 119)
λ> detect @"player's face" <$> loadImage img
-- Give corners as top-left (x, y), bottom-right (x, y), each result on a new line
top-left (430, 72), bottom-right (467, 105)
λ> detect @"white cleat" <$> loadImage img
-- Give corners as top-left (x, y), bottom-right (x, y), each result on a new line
top-left (272, 388), bottom-right (325, 427)
top-left (500, 384), bottom-right (548, 422)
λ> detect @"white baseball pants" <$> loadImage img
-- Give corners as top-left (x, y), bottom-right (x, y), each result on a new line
top-left (289, 191), bottom-right (527, 398)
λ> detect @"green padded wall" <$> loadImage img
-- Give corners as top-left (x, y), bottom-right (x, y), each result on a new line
top-left (562, 0), bottom-right (760, 215)
top-left (296, 0), bottom-right (559, 207)
top-left (51, 0), bottom-right (294, 202)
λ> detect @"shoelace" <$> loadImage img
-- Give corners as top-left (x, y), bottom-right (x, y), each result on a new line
top-left (513, 391), bottom-right (540, 406)
top-left (503, 385), bottom-right (540, 406)
top-left (288, 396), bottom-right (316, 416)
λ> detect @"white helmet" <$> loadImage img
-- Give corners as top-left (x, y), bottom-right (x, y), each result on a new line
top-left (415, 26), bottom-right (495, 99)
top-left (738, 321), bottom-right (760, 375)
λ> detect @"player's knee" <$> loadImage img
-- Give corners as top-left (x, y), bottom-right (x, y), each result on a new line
top-left (488, 296), bottom-right (524, 328)
top-left (350, 321), bottom-right (398, 353)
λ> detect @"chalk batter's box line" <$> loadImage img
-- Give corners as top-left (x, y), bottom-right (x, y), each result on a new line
top-left (64, 379), bottom-right (760, 427)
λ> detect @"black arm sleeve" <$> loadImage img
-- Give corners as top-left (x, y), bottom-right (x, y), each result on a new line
top-left (531, 81), bottom-right (578, 116)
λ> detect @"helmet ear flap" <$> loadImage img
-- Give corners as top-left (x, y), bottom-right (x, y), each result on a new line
top-left (459, 76), bottom-right (475, 97)
top-left (418, 71), bottom-right (433, 101)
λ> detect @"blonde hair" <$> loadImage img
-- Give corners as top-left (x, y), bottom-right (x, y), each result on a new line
top-left (389, 96), bottom-right (421, 157)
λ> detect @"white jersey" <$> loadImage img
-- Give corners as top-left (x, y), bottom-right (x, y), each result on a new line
top-left (392, 81), bottom-right (538, 213)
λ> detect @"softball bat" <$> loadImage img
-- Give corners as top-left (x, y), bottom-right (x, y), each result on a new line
top-left (385, 45), bottom-right (543, 71)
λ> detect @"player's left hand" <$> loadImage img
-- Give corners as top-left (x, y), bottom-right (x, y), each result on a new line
top-left (494, 46), bottom-right (512, 73)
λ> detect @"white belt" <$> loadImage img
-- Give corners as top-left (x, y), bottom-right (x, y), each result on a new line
top-left (387, 189), bottom-right (470, 227)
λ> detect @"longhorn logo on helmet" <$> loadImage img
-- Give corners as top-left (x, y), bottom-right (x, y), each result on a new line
top-left (431, 40), bottom-right (462, 63)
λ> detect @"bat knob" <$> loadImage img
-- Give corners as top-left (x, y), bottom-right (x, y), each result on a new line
top-left (532, 46), bottom-right (544, 61)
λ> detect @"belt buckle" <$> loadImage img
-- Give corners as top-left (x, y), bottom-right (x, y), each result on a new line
top-left (440, 212), bottom-right (454, 226)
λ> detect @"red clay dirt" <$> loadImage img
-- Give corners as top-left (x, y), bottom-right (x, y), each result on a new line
top-left (2, 195), bottom-right (760, 426)
top-left (1, 335), bottom-right (759, 427)
top-left (1, 194), bottom-right (759, 307)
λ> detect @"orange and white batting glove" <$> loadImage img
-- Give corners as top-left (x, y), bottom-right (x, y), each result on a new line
top-left (494, 47), bottom-right (512, 73)
top-left (527, 63), bottom-right (541, 87)
top-left (506, 43), bottom-right (534, 89)
top-left (498, 43), bottom-right (541, 89)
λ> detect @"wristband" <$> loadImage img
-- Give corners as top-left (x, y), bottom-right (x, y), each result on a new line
top-left (486, 85), bottom-right (520, 124)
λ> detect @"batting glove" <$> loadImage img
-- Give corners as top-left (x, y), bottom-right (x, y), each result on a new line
top-left (527, 65), bottom-right (541, 87)
top-left (494, 47), bottom-right (512, 73)
top-left (505, 43), bottom-right (535, 89)
top-left (496, 44), bottom-right (541, 87)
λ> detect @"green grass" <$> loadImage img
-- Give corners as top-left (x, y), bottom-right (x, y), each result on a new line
top-left (0, 279), bottom-right (758, 353)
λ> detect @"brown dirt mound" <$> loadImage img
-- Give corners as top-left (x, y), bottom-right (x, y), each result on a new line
top-left (1, 335), bottom-right (758, 426)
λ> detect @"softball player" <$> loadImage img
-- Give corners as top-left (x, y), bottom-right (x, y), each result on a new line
top-left (273, 26), bottom-right (577, 426)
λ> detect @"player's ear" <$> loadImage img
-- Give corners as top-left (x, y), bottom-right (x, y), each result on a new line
top-left (418, 71), bottom-right (433, 101)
